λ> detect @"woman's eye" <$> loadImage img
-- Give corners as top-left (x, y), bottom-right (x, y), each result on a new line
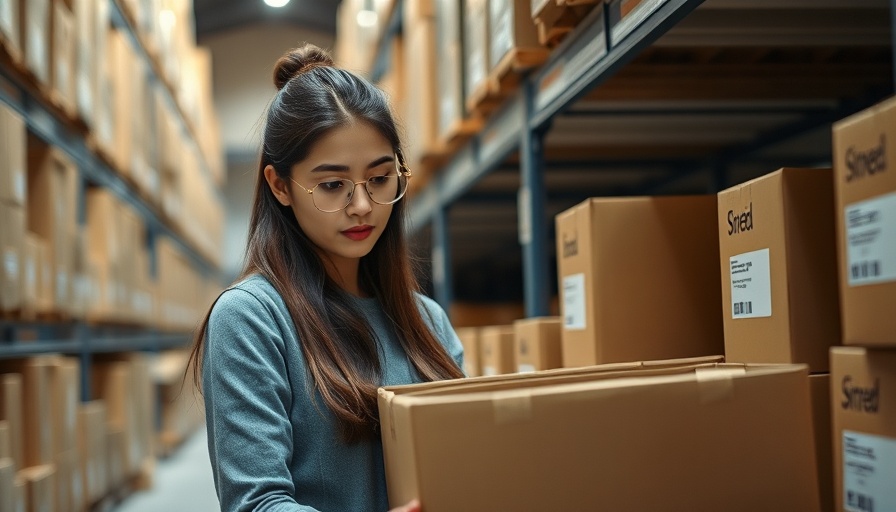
top-left (320, 180), bottom-right (345, 191)
top-left (368, 175), bottom-right (389, 186)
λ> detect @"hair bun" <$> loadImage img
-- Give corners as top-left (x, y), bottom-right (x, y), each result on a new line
top-left (273, 44), bottom-right (334, 90)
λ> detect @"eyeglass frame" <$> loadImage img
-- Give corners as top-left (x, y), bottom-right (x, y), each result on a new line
top-left (288, 157), bottom-right (413, 213)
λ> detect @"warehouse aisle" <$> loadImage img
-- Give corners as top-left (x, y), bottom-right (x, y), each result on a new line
top-left (114, 429), bottom-right (219, 512)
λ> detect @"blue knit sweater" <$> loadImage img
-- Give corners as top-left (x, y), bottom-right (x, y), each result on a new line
top-left (202, 274), bottom-right (464, 511)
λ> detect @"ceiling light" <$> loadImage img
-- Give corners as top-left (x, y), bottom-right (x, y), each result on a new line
top-left (264, 0), bottom-right (290, 7)
top-left (356, 10), bottom-right (377, 28)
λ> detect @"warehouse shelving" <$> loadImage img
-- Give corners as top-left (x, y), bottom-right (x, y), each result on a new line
top-left (369, 0), bottom-right (896, 318)
top-left (0, 0), bottom-right (223, 401)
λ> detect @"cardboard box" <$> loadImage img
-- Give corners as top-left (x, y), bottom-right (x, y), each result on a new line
top-left (402, 16), bottom-right (438, 169)
top-left (23, 0), bottom-right (50, 84)
top-left (92, 361), bottom-right (142, 474)
top-left (50, 358), bottom-right (79, 457)
top-left (0, 104), bottom-right (26, 207)
top-left (54, 449), bottom-right (75, 512)
top-left (832, 96), bottom-right (896, 346)
top-left (0, 421), bottom-right (7, 461)
top-left (27, 142), bottom-right (77, 314)
top-left (478, 326), bottom-right (516, 376)
top-left (811, 374), bottom-right (833, 512)
top-left (464, 0), bottom-right (489, 102)
top-left (555, 196), bottom-right (724, 367)
top-left (513, 316), bottom-right (562, 372)
top-left (72, 0), bottom-right (92, 125)
top-left (0, 0), bottom-right (21, 61)
top-left (488, 0), bottom-right (541, 70)
top-left (0, 457), bottom-right (13, 512)
top-left (436, 0), bottom-right (463, 140)
top-left (379, 363), bottom-right (819, 511)
top-left (108, 28), bottom-right (134, 176)
top-left (22, 234), bottom-right (41, 317)
top-left (12, 476), bottom-right (24, 512)
top-left (718, 168), bottom-right (840, 372)
top-left (831, 347), bottom-right (896, 512)
top-left (77, 401), bottom-right (107, 503)
top-left (20, 465), bottom-right (55, 512)
top-left (0, 203), bottom-right (24, 312)
top-left (51, 0), bottom-right (77, 115)
top-left (455, 327), bottom-right (481, 377)
top-left (0, 358), bottom-right (53, 468)
top-left (0, 374), bottom-right (23, 472)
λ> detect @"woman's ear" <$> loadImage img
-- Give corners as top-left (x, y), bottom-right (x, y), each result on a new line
top-left (264, 165), bottom-right (292, 206)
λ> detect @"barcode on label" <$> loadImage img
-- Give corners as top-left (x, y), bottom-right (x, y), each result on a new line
top-left (848, 490), bottom-right (875, 512)
top-left (733, 301), bottom-right (753, 316)
top-left (851, 261), bottom-right (882, 279)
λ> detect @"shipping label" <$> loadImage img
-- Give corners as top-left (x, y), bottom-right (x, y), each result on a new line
top-left (729, 248), bottom-right (772, 318)
top-left (843, 430), bottom-right (896, 512)
top-left (562, 273), bottom-right (587, 330)
top-left (845, 191), bottom-right (896, 286)
top-left (518, 364), bottom-right (536, 374)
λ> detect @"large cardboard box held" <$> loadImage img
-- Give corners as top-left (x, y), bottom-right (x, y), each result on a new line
top-left (832, 96), bottom-right (896, 346)
top-left (379, 362), bottom-right (819, 511)
top-left (555, 196), bottom-right (724, 367)
top-left (513, 316), bottom-right (562, 373)
top-left (831, 347), bottom-right (896, 512)
top-left (718, 168), bottom-right (840, 372)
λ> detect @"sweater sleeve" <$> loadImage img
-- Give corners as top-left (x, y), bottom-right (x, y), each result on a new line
top-left (418, 296), bottom-right (464, 371)
top-left (203, 287), bottom-right (321, 512)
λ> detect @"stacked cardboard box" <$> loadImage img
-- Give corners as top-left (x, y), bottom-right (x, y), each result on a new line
top-left (27, 138), bottom-right (78, 316)
top-left (455, 327), bottom-right (481, 377)
top-left (0, 104), bottom-right (26, 314)
top-left (513, 316), bottom-right (562, 373)
top-left (435, 0), bottom-right (466, 145)
top-left (830, 95), bottom-right (896, 512)
top-left (478, 326), bottom-right (516, 376)
top-left (555, 196), bottom-right (724, 367)
top-left (0, 0), bottom-right (21, 61)
top-left (0, 374), bottom-right (24, 477)
top-left (379, 360), bottom-right (819, 511)
top-left (77, 400), bottom-right (108, 508)
top-left (463, 0), bottom-right (489, 109)
top-left (23, 0), bottom-right (50, 85)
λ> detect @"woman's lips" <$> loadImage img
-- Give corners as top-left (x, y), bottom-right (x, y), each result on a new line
top-left (341, 225), bottom-right (374, 241)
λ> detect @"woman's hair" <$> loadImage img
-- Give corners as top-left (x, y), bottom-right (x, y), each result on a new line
top-left (188, 44), bottom-right (464, 443)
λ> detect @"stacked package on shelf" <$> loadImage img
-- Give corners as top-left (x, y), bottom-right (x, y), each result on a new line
top-left (0, 103), bottom-right (26, 316)
top-left (716, 167), bottom-right (840, 511)
top-left (402, 0), bottom-right (440, 177)
top-left (513, 316), bottom-right (562, 373)
top-left (554, 195), bottom-right (724, 367)
top-left (0, 356), bottom-right (81, 512)
top-left (830, 95), bottom-right (896, 512)
top-left (26, 138), bottom-right (79, 319)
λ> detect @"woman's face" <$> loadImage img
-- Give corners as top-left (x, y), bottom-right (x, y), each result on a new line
top-left (287, 121), bottom-right (397, 271)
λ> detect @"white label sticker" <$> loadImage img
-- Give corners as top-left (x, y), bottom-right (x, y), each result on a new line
top-left (563, 273), bottom-right (587, 330)
top-left (25, 258), bottom-right (35, 290)
top-left (845, 191), bottom-right (896, 286)
top-left (518, 364), bottom-right (536, 373)
top-left (729, 248), bottom-right (772, 319)
top-left (483, 366), bottom-right (497, 377)
top-left (843, 430), bottom-right (896, 512)
top-left (13, 171), bottom-right (24, 203)
top-left (3, 250), bottom-right (17, 278)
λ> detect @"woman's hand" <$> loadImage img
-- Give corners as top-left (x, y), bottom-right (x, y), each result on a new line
top-left (389, 499), bottom-right (420, 512)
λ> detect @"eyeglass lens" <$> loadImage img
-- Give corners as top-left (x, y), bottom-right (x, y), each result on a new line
top-left (312, 172), bottom-right (408, 212)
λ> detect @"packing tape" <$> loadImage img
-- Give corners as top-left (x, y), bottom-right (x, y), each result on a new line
top-left (492, 390), bottom-right (533, 425)
top-left (694, 367), bottom-right (745, 404)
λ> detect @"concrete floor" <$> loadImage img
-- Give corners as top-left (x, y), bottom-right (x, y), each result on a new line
top-left (113, 429), bottom-right (220, 512)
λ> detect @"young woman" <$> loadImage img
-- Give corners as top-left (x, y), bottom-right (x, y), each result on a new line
top-left (188, 44), bottom-right (465, 512)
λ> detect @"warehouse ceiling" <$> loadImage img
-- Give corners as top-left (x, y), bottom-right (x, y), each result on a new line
top-left (193, 0), bottom-right (339, 39)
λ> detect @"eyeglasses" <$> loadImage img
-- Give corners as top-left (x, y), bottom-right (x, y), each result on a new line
top-left (290, 159), bottom-right (412, 213)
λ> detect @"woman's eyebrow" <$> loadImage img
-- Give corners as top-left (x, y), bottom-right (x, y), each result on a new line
top-left (310, 155), bottom-right (394, 173)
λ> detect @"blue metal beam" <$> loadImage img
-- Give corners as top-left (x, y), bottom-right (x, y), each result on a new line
top-left (519, 82), bottom-right (550, 318)
top-left (431, 205), bottom-right (453, 312)
top-left (531, 0), bottom-right (706, 130)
